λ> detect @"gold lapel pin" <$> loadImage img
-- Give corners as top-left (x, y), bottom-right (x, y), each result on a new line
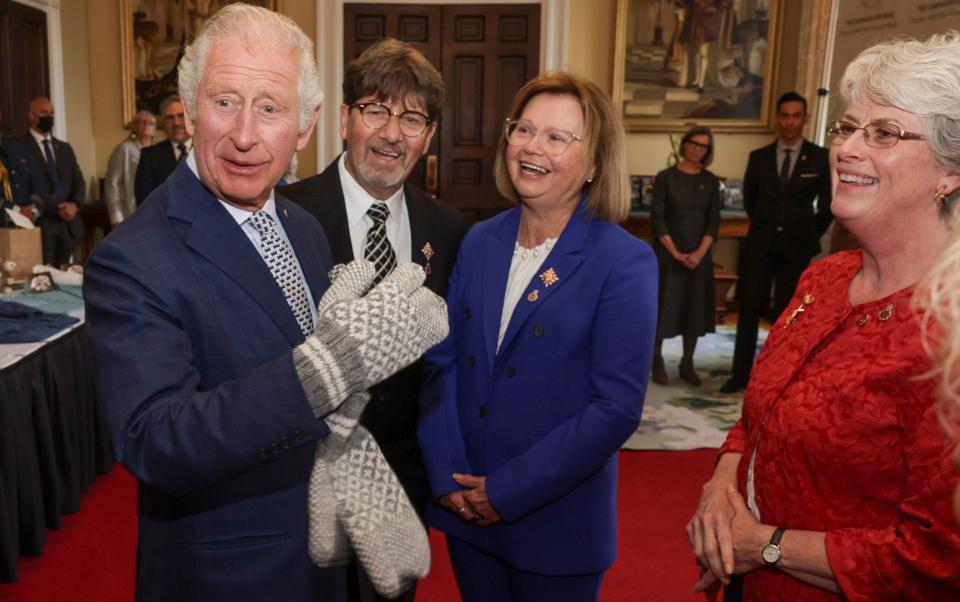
top-left (539, 267), bottom-right (559, 287)
top-left (527, 289), bottom-right (539, 302)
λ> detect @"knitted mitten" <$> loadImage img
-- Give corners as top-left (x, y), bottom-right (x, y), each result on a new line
top-left (317, 395), bottom-right (430, 598)
top-left (293, 260), bottom-right (448, 417)
top-left (306, 392), bottom-right (367, 567)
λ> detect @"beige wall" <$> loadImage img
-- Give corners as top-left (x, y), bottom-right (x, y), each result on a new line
top-left (73, 0), bottom-right (802, 231)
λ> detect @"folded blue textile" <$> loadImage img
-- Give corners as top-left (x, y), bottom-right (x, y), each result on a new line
top-left (0, 299), bottom-right (79, 343)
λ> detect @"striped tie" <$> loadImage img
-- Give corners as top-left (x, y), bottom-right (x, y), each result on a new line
top-left (248, 210), bottom-right (313, 337)
top-left (364, 202), bottom-right (396, 285)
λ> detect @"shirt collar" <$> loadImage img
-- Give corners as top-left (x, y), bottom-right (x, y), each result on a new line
top-left (186, 151), bottom-right (277, 225)
top-left (170, 138), bottom-right (193, 152)
top-left (337, 153), bottom-right (405, 228)
top-left (30, 129), bottom-right (51, 146)
top-left (777, 138), bottom-right (803, 154)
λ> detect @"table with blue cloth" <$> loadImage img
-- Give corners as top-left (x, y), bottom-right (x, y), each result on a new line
top-left (0, 285), bottom-right (113, 583)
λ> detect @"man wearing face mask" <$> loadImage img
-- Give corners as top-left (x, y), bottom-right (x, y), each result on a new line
top-left (19, 96), bottom-right (85, 266)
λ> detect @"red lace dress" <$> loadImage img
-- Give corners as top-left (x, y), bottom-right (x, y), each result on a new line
top-left (720, 251), bottom-right (960, 601)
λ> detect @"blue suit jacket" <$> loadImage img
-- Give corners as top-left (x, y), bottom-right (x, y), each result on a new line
top-left (418, 203), bottom-right (658, 575)
top-left (83, 162), bottom-right (338, 601)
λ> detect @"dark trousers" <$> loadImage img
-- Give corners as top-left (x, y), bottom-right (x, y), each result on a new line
top-left (730, 243), bottom-right (809, 384)
top-left (40, 219), bottom-right (74, 267)
top-left (446, 535), bottom-right (604, 602)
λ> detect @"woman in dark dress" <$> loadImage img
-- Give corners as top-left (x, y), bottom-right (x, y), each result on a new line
top-left (650, 126), bottom-right (721, 385)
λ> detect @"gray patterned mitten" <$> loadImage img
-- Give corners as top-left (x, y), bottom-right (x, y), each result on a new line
top-left (306, 392), bottom-right (367, 567)
top-left (308, 393), bottom-right (430, 598)
top-left (293, 260), bottom-right (448, 417)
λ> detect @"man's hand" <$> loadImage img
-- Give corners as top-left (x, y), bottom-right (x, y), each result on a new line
top-left (18, 204), bottom-right (37, 224)
top-left (58, 201), bottom-right (78, 221)
top-left (452, 473), bottom-right (502, 526)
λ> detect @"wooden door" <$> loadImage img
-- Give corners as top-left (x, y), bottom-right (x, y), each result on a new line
top-left (0, 0), bottom-right (48, 136)
top-left (344, 3), bottom-right (540, 222)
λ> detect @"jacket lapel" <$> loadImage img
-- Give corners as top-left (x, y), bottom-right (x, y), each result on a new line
top-left (165, 162), bottom-right (305, 345)
top-left (24, 136), bottom-right (54, 188)
top-left (496, 207), bottom-right (590, 359)
top-left (481, 208), bottom-right (519, 369)
top-left (316, 168), bottom-right (354, 263)
top-left (406, 184), bottom-right (430, 270)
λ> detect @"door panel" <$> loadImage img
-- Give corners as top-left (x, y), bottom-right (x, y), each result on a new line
top-left (343, 4), bottom-right (540, 221)
top-left (0, 0), bottom-right (48, 136)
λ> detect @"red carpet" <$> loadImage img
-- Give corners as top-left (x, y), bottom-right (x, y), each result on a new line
top-left (0, 450), bottom-right (717, 601)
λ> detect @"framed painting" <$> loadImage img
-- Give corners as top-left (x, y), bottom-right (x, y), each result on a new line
top-left (613, 0), bottom-right (782, 132)
top-left (120, 0), bottom-right (277, 124)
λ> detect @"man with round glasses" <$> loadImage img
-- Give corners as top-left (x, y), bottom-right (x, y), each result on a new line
top-left (281, 37), bottom-right (468, 602)
top-left (719, 91), bottom-right (833, 394)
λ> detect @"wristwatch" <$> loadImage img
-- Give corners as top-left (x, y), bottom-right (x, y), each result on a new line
top-left (761, 526), bottom-right (786, 566)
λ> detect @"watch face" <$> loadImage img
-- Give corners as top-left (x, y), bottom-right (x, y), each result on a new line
top-left (762, 544), bottom-right (780, 564)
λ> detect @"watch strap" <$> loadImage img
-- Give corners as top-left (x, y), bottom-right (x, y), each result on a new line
top-left (769, 526), bottom-right (786, 547)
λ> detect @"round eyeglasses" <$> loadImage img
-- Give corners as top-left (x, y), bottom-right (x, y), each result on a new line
top-left (352, 102), bottom-right (431, 138)
top-left (504, 119), bottom-right (583, 155)
top-left (826, 121), bottom-right (926, 149)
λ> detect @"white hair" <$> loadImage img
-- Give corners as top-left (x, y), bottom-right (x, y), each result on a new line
top-left (839, 31), bottom-right (960, 206)
top-left (177, 3), bottom-right (323, 132)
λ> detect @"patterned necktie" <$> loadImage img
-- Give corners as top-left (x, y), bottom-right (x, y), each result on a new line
top-left (779, 148), bottom-right (792, 187)
top-left (177, 143), bottom-right (188, 162)
top-left (364, 203), bottom-right (396, 285)
top-left (42, 139), bottom-right (65, 201)
top-left (248, 210), bottom-right (313, 337)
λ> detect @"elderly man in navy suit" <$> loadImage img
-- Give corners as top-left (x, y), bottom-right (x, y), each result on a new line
top-left (83, 5), bottom-right (447, 601)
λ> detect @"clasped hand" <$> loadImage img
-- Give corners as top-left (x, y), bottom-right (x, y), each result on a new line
top-left (440, 473), bottom-right (502, 526)
top-left (687, 483), bottom-right (773, 593)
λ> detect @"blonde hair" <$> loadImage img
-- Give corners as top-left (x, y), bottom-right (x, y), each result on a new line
top-left (493, 71), bottom-right (630, 223)
top-left (177, 3), bottom-right (323, 132)
top-left (918, 228), bottom-right (960, 438)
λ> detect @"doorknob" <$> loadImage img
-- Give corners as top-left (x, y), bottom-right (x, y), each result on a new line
top-left (426, 154), bottom-right (438, 198)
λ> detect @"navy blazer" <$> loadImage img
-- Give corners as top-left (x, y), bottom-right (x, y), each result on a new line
top-left (418, 203), bottom-right (658, 575)
top-left (135, 139), bottom-right (179, 206)
top-left (742, 139), bottom-right (832, 259)
top-left (19, 133), bottom-right (85, 238)
top-left (83, 162), bottom-right (338, 601)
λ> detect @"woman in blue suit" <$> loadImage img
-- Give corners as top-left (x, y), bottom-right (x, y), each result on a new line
top-left (418, 71), bottom-right (658, 601)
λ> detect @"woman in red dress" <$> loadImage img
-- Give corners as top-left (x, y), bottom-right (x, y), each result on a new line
top-left (687, 33), bottom-right (960, 601)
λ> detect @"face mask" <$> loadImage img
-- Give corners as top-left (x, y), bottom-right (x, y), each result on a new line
top-left (37, 116), bottom-right (54, 133)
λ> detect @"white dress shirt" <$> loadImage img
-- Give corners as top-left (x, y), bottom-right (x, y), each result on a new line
top-left (337, 153), bottom-right (412, 263)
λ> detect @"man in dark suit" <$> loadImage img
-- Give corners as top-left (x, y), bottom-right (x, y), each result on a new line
top-left (134, 95), bottom-right (191, 206)
top-left (281, 38), bottom-right (468, 602)
top-left (720, 92), bottom-right (833, 393)
top-left (19, 96), bottom-right (85, 266)
top-left (83, 7), bottom-right (445, 601)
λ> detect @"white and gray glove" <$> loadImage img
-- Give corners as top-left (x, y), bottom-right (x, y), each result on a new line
top-left (308, 392), bottom-right (429, 598)
top-left (293, 260), bottom-right (448, 417)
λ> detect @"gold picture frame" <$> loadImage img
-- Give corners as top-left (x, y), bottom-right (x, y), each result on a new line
top-left (120, 0), bottom-right (277, 125)
top-left (613, 0), bottom-right (783, 133)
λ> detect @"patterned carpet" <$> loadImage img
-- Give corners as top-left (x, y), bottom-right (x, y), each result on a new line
top-left (624, 325), bottom-right (767, 451)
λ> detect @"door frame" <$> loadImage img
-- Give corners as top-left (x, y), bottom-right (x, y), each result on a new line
top-left (316, 0), bottom-right (568, 172)
top-left (10, 0), bottom-right (65, 139)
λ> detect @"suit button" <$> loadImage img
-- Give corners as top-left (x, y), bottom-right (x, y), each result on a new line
top-left (505, 366), bottom-right (516, 378)
top-left (257, 448), bottom-right (270, 461)
top-left (468, 355), bottom-right (476, 367)
top-left (478, 405), bottom-right (487, 417)
top-left (270, 443), bottom-right (281, 456)
top-left (279, 436), bottom-right (291, 450)
top-left (293, 430), bottom-right (304, 441)
top-left (533, 325), bottom-right (544, 336)
top-left (463, 308), bottom-right (472, 320)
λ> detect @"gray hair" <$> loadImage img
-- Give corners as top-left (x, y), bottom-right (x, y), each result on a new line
top-left (839, 31), bottom-right (960, 205)
top-left (177, 3), bottom-right (323, 132)
top-left (128, 109), bottom-right (156, 130)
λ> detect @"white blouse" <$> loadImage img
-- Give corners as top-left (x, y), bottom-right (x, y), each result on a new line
top-left (497, 237), bottom-right (558, 352)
